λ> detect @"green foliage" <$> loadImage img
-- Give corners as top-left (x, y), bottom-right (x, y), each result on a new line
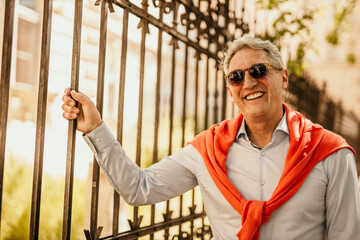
top-left (326, 1), bottom-right (356, 46)
top-left (1, 154), bottom-right (86, 240)
top-left (287, 43), bottom-right (308, 76)
top-left (1, 154), bottom-right (32, 240)
top-left (346, 53), bottom-right (356, 64)
top-left (257, 0), bottom-right (287, 10)
top-left (270, 11), bottom-right (313, 38)
top-left (326, 30), bottom-right (339, 45)
top-left (256, 0), bottom-right (359, 74)
top-left (256, 0), bottom-right (315, 75)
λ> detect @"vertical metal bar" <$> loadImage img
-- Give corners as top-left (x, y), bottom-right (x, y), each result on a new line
top-left (150, 1), bottom-right (165, 239)
top-left (194, 12), bottom-right (201, 136)
top-left (178, 22), bottom-right (190, 237)
top-left (222, 0), bottom-right (231, 111)
top-left (204, 56), bottom-right (210, 129)
top-left (191, 27), bottom-right (201, 238)
top-left (200, 202), bottom-right (205, 235)
top-left (133, 0), bottom-right (149, 229)
top-left (190, 189), bottom-right (196, 237)
top-left (204, 0), bottom-right (210, 130)
top-left (203, 5), bottom-right (211, 229)
top-left (112, 186), bottom-right (120, 236)
top-left (221, 66), bottom-right (227, 120)
top-left (213, 62), bottom-right (219, 124)
top-left (29, 0), bottom-right (53, 239)
top-left (90, 1), bottom-right (108, 239)
top-left (181, 28), bottom-right (189, 148)
top-left (224, 0), bottom-right (230, 27)
top-left (164, 4), bottom-right (179, 239)
top-left (168, 29), bottom-right (177, 162)
top-left (240, 0), bottom-right (247, 37)
top-left (194, 52), bottom-right (200, 135)
top-left (253, 0), bottom-right (258, 36)
top-left (62, 0), bottom-right (83, 239)
top-left (164, 37), bottom-right (176, 240)
top-left (113, 7), bottom-right (129, 237)
top-left (0, 0), bottom-right (15, 227)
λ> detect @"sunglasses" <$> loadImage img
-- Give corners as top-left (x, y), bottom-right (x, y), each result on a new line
top-left (225, 63), bottom-right (282, 86)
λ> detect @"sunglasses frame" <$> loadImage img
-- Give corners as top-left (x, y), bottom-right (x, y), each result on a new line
top-left (225, 63), bottom-right (282, 86)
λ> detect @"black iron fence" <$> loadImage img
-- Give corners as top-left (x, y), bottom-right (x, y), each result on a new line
top-left (285, 72), bottom-right (360, 172)
top-left (0, 0), bottom-right (359, 240)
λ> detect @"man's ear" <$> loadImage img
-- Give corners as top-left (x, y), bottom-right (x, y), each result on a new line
top-left (282, 69), bottom-right (289, 89)
top-left (226, 84), bottom-right (234, 102)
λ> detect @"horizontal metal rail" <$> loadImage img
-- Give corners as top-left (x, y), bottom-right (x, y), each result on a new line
top-left (100, 212), bottom-right (206, 240)
top-left (112, 0), bottom-right (219, 59)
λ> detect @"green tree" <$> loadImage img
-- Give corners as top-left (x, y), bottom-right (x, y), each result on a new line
top-left (1, 154), bottom-right (85, 240)
top-left (256, 0), bottom-right (359, 72)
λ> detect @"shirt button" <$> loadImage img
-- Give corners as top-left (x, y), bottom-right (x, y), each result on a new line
top-left (95, 138), bottom-right (100, 143)
top-left (261, 152), bottom-right (265, 156)
top-left (260, 180), bottom-right (265, 186)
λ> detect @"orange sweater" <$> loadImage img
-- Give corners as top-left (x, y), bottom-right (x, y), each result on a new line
top-left (189, 104), bottom-right (355, 240)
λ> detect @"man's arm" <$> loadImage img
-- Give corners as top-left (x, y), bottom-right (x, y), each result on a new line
top-left (83, 122), bottom-right (197, 205)
top-left (325, 148), bottom-right (360, 239)
top-left (62, 88), bottom-right (198, 205)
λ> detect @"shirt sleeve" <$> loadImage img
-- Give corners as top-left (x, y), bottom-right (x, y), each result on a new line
top-left (82, 122), bottom-right (198, 206)
top-left (325, 148), bottom-right (360, 239)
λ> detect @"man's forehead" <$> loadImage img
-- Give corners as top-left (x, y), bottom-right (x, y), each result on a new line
top-left (229, 48), bottom-right (269, 69)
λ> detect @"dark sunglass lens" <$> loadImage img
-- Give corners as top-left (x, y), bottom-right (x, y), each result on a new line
top-left (249, 64), bottom-right (267, 79)
top-left (228, 70), bottom-right (244, 85)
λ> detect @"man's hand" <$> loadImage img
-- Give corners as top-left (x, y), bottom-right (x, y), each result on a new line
top-left (62, 88), bottom-right (102, 134)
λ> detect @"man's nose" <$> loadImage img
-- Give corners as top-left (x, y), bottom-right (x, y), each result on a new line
top-left (242, 72), bottom-right (258, 89)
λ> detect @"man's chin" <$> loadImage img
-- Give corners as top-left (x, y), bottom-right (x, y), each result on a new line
top-left (242, 106), bottom-right (269, 120)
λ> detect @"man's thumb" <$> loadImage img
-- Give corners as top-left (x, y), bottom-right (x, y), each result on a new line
top-left (70, 90), bottom-right (86, 104)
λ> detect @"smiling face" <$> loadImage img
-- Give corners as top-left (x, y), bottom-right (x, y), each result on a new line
top-left (226, 48), bottom-right (288, 122)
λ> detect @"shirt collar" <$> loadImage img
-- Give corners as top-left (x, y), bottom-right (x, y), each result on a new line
top-left (236, 111), bottom-right (289, 140)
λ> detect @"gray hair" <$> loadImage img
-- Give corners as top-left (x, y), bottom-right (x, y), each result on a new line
top-left (223, 35), bottom-right (284, 73)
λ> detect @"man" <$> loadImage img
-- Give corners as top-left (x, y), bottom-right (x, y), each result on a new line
top-left (62, 35), bottom-right (360, 239)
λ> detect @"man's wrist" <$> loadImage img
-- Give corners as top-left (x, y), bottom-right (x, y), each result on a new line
top-left (83, 121), bottom-right (103, 135)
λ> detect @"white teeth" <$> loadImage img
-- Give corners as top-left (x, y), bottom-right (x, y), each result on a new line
top-left (246, 92), bottom-right (264, 100)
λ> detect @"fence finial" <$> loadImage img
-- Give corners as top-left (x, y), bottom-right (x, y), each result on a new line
top-left (95, 0), bottom-right (115, 13)
top-left (84, 226), bottom-right (103, 240)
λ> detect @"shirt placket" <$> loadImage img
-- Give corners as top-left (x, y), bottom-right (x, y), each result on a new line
top-left (259, 149), bottom-right (265, 201)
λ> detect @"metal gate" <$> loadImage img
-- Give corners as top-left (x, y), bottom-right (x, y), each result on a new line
top-left (0, 0), bottom-right (249, 239)
top-left (1, 0), bottom-right (359, 240)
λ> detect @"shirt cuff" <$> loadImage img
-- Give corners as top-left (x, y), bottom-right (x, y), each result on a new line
top-left (82, 122), bottom-right (115, 153)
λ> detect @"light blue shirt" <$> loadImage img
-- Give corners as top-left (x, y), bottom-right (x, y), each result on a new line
top-left (83, 113), bottom-right (360, 240)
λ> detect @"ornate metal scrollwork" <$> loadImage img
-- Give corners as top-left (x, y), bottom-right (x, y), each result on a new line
top-left (228, 9), bottom-right (249, 35)
top-left (93, 0), bottom-right (250, 56)
top-left (172, 231), bottom-right (192, 240)
top-left (180, 10), bottom-right (198, 31)
top-left (149, 0), bottom-right (249, 56)
top-left (196, 224), bottom-right (212, 239)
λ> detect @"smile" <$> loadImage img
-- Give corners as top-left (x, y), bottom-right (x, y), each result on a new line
top-left (245, 92), bottom-right (264, 100)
